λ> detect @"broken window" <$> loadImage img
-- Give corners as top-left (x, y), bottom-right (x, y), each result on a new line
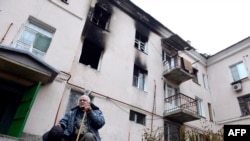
top-left (134, 30), bottom-right (148, 53)
top-left (133, 65), bottom-right (147, 91)
top-left (129, 110), bottom-right (146, 125)
top-left (79, 39), bottom-right (103, 70)
top-left (90, 4), bottom-right (111, 30)
top-left (238, 94), bottom-right (250, 116)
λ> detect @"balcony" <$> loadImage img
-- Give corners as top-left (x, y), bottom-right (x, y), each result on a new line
top-left (163, 56), bottom-right (194, 85)
top-left (164, 93), bottom-right (201, 123)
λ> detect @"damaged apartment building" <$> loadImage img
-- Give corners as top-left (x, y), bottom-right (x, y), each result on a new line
top-left (0, 0), bottom-right (250, 141)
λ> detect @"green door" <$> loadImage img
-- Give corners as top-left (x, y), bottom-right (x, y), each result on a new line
top-left (8, 82), bottom-right (41, 138)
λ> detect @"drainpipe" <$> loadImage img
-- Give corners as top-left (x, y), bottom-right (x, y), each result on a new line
top-left (151, 80), bottom-right (156, 132)
top-left (0, 23), bottom-right (13, 44)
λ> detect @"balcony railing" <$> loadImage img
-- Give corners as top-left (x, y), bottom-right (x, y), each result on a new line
top-left (163, 56), bottom-right (194, 85)
top-left (164, 93), bottom-right (201, 123)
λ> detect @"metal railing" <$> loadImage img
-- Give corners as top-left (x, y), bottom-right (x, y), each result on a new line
top-left (164, 93), bottom-right (198, 115)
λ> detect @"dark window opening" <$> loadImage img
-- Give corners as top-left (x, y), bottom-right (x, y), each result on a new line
top-left (134, 30), bottom-right (148, 53)
top-left (129, 110), bottom-right (146, 125)
top-left (208, 103), bottom-right (213, 122)
top-left (79, 39), bottom-right (103, 70)
top-left (192, 68), bottom-right (199, 84)
top-left (164, 122), bottom-right (181, 141)
top-left (238, 94), bottom-right (250, 116)
top-left (90, 4), bottom-right (111, 30)
top-left (61, 0), bottom-right (69, 4)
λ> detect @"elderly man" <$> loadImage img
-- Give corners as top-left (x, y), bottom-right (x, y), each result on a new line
top-left (43, 93), bottom-right (105, 141)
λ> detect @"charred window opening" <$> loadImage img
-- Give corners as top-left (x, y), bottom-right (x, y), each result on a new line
top-left (134, 30), bottom-right (148, 53)
top-left (133, 64), bottom-right (147, 91)
top-left (79, 39), bottom-right (103, 70)
top-left (90, 4), bottom-right (111, 30)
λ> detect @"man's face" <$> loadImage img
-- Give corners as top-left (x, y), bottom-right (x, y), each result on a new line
top-left (79, 96), bottom-right (89, 108)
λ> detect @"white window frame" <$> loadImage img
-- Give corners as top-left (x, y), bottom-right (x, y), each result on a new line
top-left (164, 84), bottom-right (179, 110)
top-left (133, 65), bottom-right (148, 91)
top-left (163, 53), bottom-right (175, 70)
top-left (196, 97), bottom-right (205, 117)
top-left (230, 61), bottom-right (248, 82)
top-left (202, 73), bottom-right (209, 89)
top-left (14, 16), bottom-right (55, 58)
top-left (134, 31), bottom-right (148, 53)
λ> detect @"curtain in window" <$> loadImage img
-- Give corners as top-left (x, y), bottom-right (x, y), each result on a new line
top-left (33, 33), bottom-right (51, 52)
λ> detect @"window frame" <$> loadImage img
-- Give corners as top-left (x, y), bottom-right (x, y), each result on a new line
top-left (133, 65), bottom-right (148, 91)
top-left (196, 97), bottom-right (205, 117)
top-left (238, 94), bottom-right (250, 116)
top-left (192, 68), bottom-right (199, 84)
top-left (208, 103), bottom-right (213, 122)
top-left (230, 61), bottom-right (248, 82)
top-left (14, 16), bottom-right (55, 58)
top-left (162, 50), bottom-right (175, 68)
top-left (202, 73), bottom-right (209, 89)
top-left (90, 4), bottom-right (111, 30)
top-left (129, 110), bottom-right (146, 125)
top-left (79, 39), bottom-right (103, 70)
top-left (134, 30), bottom-right (148, 53)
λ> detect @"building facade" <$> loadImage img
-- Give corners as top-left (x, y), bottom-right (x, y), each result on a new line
top-left (0, 0), bottom-right (249, 141)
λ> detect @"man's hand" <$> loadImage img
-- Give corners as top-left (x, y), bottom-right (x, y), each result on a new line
top-left (84, 105), bottom-right (92, 114)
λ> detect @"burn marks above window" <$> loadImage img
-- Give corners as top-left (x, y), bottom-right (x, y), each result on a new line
top-left (79, 39), bottom-right (103, 70)
top-left (89, 3), bottom-right (111, 30)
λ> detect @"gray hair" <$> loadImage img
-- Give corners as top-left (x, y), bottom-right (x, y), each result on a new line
top-left (78, 95), bottom-right (91, 103)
